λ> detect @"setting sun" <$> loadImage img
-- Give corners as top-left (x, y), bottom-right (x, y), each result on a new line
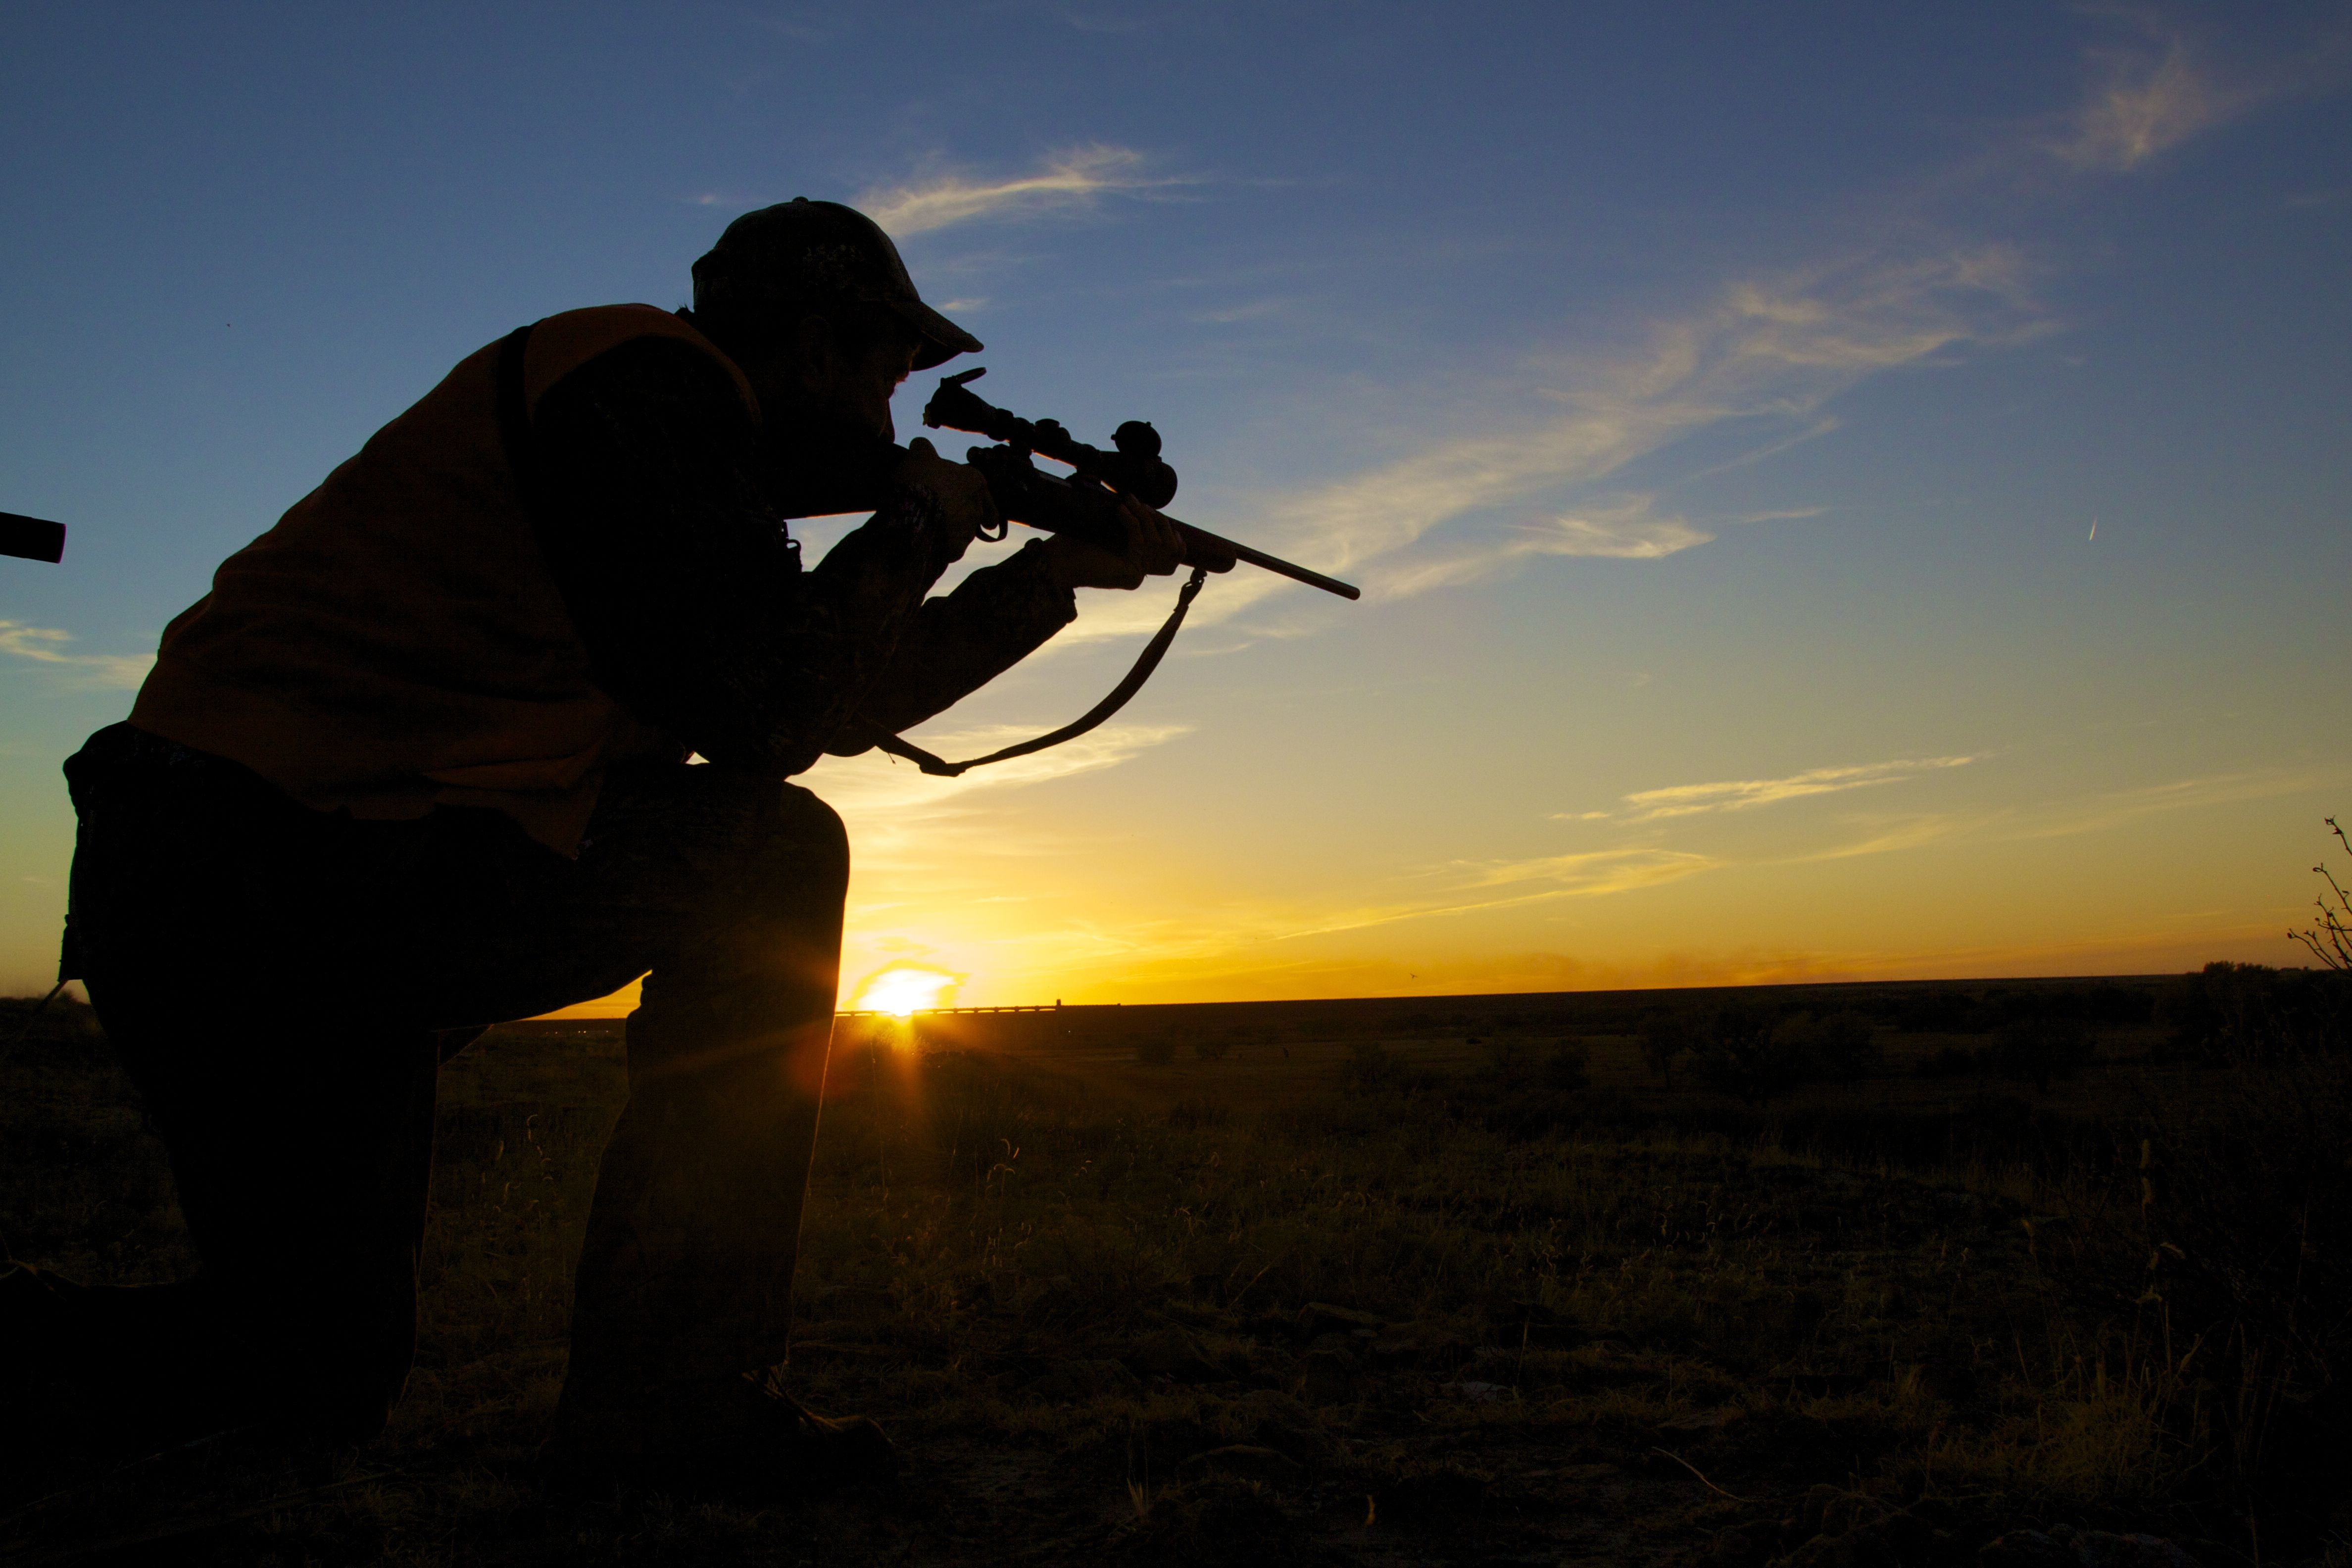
top-left (850, 965), bottom-right (961, 1018)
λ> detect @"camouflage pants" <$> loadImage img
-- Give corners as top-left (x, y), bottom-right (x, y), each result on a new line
top-left (57, 723), bottom-right (845, 1443)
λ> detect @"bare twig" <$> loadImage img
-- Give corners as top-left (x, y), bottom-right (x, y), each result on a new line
top-left (1650, 1447), bottom-right (1756, 1504)
top-left (1, 981), bottom-right (68, 1062)
top-left (2289, 818), bottom-right (2352, 971)
top-left (0, 1422), bottom-right (255, 1536)
top-left (2, 1468), bottom-right (396, 1566)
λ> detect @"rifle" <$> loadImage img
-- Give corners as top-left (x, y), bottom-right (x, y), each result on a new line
top-left (923, 368), bottom-right (1360, 602)
top-left (1, 511), bottom-right (66, 563)
top-left (854, 371), bottom-right (1358, 780)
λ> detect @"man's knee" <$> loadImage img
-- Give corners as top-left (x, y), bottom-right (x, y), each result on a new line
top-left (768, 784), bottom-right (848, 902)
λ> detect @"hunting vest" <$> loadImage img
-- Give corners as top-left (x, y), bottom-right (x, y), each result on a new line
top-left (129, 305), bottom-right (758, 855)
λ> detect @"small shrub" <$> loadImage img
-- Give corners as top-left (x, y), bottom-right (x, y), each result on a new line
top-left (1541, 1039), bottom-right (1590, 1091)
top-left (1765, 1012), bottom-right (1822, 1063)
top-left (1813, 1010), bottom-right (1882, 1080)
top-left (1638, 1009), bottom-right (1693, 1083)
top-left (1891, 989), bottom-right (1991, 1033)
top-left (1916, 1043), bottom-right (1987, 1079)
top-left (1193, 1035), bottom-right (1232, 1063)
top-left (2157, 962), bottom-right (2348, 1064)
top-left (1687, 1004), bottom-right (1795, 1102)
top-left (1136, 1036), bottom-right (1176, 1066)
top-left (1988, 1017), bottom-right (2092, 1090)
top-left (1337, 1039), bottom-right (1401, 1093)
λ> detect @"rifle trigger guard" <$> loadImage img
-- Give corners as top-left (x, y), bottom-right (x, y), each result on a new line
top-left (977, 514), bottom-right (1009, 543)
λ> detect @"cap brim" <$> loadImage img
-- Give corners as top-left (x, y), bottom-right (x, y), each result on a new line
top-left (887, 297), bottom-right (983, 371)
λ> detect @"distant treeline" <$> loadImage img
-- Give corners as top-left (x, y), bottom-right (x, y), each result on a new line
top-left (1875, 982), bottom-right (2157, 1032)
top-left (2155, 960), bottom-right (2350, 1064)
top-left (878, 966), bottom-right (2348, 1098)
top-left (1618, 964), bottom-right (2350, 1102)
top-left (1351, 982), bottom-right (2172, 1042)
top-left (1309, 967), bottom-right (2348, 1106)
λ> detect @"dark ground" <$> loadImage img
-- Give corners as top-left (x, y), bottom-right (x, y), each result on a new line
top-left (2, 976), bottom-right (2346, 1566)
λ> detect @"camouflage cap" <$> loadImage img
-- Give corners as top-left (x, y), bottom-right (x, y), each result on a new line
top-left (692, 197), bottom-right (982, 371)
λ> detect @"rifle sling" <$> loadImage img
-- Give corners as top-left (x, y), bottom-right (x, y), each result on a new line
top-left (872, 565), bottom-right (1210, 779)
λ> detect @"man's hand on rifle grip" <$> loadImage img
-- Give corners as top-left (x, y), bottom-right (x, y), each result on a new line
top-left (1037, 492), bottom-right (1186, 593)
top-left (887, 437), bottom-right (1003, 563)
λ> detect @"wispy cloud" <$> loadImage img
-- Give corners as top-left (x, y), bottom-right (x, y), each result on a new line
top-left (2016, 770), bottom-right (2318, 840)
top-left (1793, 812), bottom-right (1998, 863)
top-left (1019, 846), bottom-right (1720, 959)
top-left (0, 622), bottom-right (152, 688)
top-left (2043, 11), bottom-right (2348, 175)
top-left (992, 257), bottom-right (2035, 665)
top-left (1077, 24), bottom-right (2321, 628)
top-left (2053, 31), bottom-right (2246, 172)
top-left (1456, 847), bottom-right (1720, 895)
top-left (1252, 248), bottom-right (2044, 604)
top-left (1191, 297), bottom-right (1294, 325)
top-left (889, 16), bottom-right (2319, 659)
top-left (753, 6), bottom-right (850, 43)
top-left (857, 146), bottom-right (1176, 238)
top-left (818, 750), bottom-right (1720, 992)
top-left (1763, 768), bottom-right (2321, 863)
top-left (1363, 496), bottom-right (1716, 601)
top-left (1264, 851), bottom-right (1720, 943)
top-left (1018, 244), bottom-right (2043, 651)
top-left (1571, 756), bottom-right (1979, 824)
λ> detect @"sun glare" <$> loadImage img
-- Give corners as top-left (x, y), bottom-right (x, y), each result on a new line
top-left (851, 965), bottom-right (961, 1017)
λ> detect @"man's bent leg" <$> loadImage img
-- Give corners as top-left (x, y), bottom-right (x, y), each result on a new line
top-left (540, 772), bottom-right (849, 1436)
top-left (46, 734), bottom-right (865, 1471)
top-left (84, 982), bottom-right (440, 1445)
top-left (558, 1019), bottom-right (833, 1413)
top-left (45, 726), bottom-right (453, 1451)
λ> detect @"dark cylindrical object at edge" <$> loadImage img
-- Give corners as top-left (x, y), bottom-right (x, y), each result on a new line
top-left (2, 511), bottom-right (66, 563)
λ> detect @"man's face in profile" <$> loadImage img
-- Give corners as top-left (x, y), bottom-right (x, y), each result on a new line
top-left (828, 329), bottom-right (920, 444)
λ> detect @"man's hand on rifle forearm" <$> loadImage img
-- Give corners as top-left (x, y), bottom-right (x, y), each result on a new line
top-left (1035, 493), bottom-right (1186, 592)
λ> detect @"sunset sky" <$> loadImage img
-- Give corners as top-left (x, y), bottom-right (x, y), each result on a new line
top-left (3, 4), bottom-right (2349, 1012)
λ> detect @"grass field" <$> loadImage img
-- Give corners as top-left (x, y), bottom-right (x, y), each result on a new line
top-left (3, 977), bottom-right (2348, 1566)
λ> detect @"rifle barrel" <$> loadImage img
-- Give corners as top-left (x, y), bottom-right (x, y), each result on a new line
top-left (1185, 525), bottom-right (1361, 601)
top-left (998, 462), bottom-right (1358, 601)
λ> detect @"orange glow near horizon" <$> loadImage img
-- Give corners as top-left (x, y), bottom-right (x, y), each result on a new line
top-left (518, 770), bottom-right (2330, 1025)
top-left (849, 964), bottom-right (962, 1017)
top-left (526, 915), bottom-right (2302, 1022)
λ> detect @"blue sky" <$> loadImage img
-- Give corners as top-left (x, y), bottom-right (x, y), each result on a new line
top-left (4, 3), bottom-right (2349, 1005)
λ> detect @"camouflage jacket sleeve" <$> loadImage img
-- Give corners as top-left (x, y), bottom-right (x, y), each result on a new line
top-left (529, 337), bottom-right (1075, 776)
top-left (820, 537), bottom-right (1076, 758)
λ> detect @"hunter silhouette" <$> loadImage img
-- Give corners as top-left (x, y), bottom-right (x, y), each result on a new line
top-left (6, 198), bottom-right (1182, 1497)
